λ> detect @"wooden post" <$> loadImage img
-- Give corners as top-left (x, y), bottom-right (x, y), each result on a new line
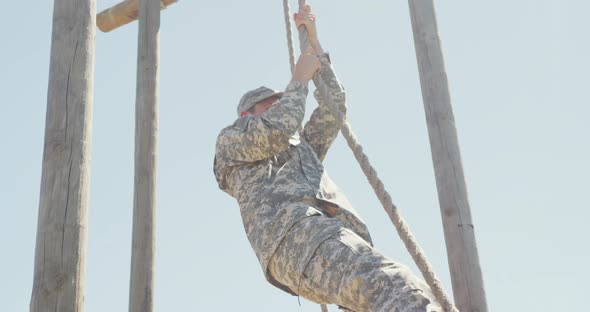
top-left (97, 0), bottom-right (176, 33)
top-left (128, 0), bottom-right (159, 311)
top-left (30, 0), bottom-right (96, 311)
top-left (408, 1), bottom-right (488, 311)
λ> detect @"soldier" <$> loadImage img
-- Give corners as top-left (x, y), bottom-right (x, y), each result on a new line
top-left (214, 4), bottom-right (441, 312)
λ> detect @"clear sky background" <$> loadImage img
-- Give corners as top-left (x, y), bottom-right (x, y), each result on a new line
top-left (1, 0), bottom-right (589, 311)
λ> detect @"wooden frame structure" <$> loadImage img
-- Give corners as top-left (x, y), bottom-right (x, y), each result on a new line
top-left (31, 1), bottom-right (176, 311)
top-left (409, 1), bottom-right (488, 311)
top-left (31, 1), bottom-right (486, 311)
top-left (30, 0), bottom-right (96, 310)
top-left (97, 0), bottom-right (176, 32)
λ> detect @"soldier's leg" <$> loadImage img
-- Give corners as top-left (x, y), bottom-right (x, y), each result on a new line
top-left (299, 228), bottom-right (441, 312)
top-left (269, 214), bottom-right (440, 311)
top-left (267, 215), bottom-right (344, 295)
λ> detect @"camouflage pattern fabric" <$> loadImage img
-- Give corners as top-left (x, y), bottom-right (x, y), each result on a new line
top-left (214, 52), bottom-right (439, 310)
top-left (236, 86), bottom-right (283, 116)
top-left (214, 53), bottom-right (372, 288)
top-left (269, 215), bottom-right (442, 312)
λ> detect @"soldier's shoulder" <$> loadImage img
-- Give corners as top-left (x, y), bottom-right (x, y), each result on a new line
top-left (218, 117), bottom-right (251, 137)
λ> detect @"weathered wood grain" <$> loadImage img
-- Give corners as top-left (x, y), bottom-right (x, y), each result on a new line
top-left (97, 0), bottom-right (176, 33)
top-left (30, 0), bottom-right (96, 311)
top-left (408, 1), bottom-right (488, 311)
top-left (128, 0), bottom-right (160, 311)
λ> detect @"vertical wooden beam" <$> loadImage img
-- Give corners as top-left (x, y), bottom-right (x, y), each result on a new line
top-left (30, 0), bottom-right (96, 311)
top-left (408, 1), bottom-right (488, 311)
top-left (129, 0), bottom-right (159, 311)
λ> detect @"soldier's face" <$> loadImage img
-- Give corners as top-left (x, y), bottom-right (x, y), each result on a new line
top-left (251, 96), bottom-right (280, 117)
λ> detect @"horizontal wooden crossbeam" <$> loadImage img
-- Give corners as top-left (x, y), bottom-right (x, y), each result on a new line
top-left (97, 0), bottom-right (177, 32)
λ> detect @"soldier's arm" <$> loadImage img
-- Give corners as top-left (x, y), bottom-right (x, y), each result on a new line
top-left (301, 52), bottom-right (346, 161)
top-left (216, 81), bottom-right (309, 162)
top-left (217, 52), bottom-right (319, 162)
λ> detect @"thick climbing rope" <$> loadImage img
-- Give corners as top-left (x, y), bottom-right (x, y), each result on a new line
top-left (283, 3), bottom-right (329, 311)
top-left (282, 0), bottom-right (297, 75)
top-left (284, 3), bottom-right (328, 312)
top-left (283, 1), bottom-right (459, 312)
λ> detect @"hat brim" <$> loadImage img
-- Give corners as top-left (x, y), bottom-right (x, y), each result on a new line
top-left (244, 91), bottom-right (283, 112)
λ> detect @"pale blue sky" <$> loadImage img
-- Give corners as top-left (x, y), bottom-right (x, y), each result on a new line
top-left (1, 1), bottom-right (589, 311)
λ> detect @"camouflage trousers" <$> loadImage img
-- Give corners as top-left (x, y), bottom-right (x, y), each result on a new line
top-left (268, 215), bottom-right (441, 312)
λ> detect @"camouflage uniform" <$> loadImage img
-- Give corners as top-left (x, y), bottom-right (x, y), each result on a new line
top-left (214, 53), bottom-right (440, 311)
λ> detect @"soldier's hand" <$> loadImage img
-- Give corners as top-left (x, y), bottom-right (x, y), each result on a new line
top-left (292, 48), bottom-right (320, 83)
top-left (294, 4), bottom-right (316, 33)
top-left (294, 4), bottom-right (321, 52)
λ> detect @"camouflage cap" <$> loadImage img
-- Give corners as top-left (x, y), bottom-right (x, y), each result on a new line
top-left (237, 86), bottom-right (283, 116)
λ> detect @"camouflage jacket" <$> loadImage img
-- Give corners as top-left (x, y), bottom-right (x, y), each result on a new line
top-left (214, 53), bottom-right (372, 291)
